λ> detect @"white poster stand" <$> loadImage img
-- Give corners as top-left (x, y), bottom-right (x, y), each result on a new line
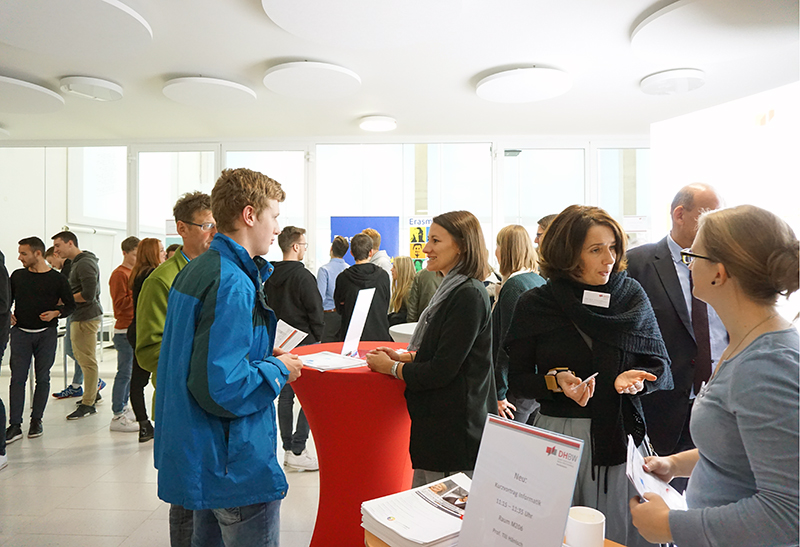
top-left (460, 416), bottom-right (584, 547)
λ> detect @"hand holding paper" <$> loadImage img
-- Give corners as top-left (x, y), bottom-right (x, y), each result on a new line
top-left (625, 436), bottom-right (687, 511)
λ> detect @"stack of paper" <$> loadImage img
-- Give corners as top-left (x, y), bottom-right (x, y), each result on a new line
top-left (361, 474), bottom-right (471, 547)
top-left (300, 351), bottom-right (366, 372)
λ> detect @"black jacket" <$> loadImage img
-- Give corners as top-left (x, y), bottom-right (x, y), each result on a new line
top-left (333, 263), bottom-right (391, 342)
top-left (265, 261), bottom-right (324, 345)
top-left (402, 278), bottom-right (495, 471)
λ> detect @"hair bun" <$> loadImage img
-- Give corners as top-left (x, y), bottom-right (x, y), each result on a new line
top-left (766, 242), bottom-right (800, 297)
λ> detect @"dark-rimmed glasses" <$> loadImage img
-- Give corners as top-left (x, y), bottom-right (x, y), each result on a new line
top-left (680, 249), bottom-right (713, 266)
top-left (182, 220), bottom-right (216, 232)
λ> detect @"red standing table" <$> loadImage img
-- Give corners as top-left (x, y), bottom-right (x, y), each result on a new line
top-left (292, 342), bottom-right (413, 547)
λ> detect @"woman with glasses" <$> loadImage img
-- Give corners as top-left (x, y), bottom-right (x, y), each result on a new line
top-left (505, 205), bottom-right (672, 547)
top-left (630, 205), bottom-right (799, 547)
top-left (366, 211), bottom-right (496, 487)
top-left (127, 238), bottom-right (165, 442)
top-left (492, 225), bottom-right (545, 424)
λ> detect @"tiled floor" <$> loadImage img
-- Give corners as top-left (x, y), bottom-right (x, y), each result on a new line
top-left (0, 346), bottom-right (318, 546)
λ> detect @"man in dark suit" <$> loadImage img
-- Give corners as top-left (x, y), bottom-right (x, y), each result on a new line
top-left (627, 183), bottom-right (726, 489)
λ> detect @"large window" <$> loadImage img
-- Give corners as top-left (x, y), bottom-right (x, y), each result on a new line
top-left (597, 148), bottom-right (651, 248)
top-left (68, 146), bottom-right (127, 229)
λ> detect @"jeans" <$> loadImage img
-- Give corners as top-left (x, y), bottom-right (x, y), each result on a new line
top-left (112, 333), bottom-right (133, 413)
top-left (170, 504), bottom-right (195, 547)
top-left (192, 500), bottom-right (281, 547)
top-left (9, 327), bottom-right (58, 424)
top-left (0, 313), bottom-right (8, 457)
top-left (278, 384), bottom-right (309, 454)
top-left (71, 318), bottom-right (100, 407)
top-left (65, 316), bottom-right (83, 385)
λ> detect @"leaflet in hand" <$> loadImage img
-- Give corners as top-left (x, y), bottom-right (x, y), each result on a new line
top-left (274, 319), bottom-right (308, 352)
top-left (626, 435), bottom-right (687, 511)
top-left (300, 351), bottom-right (366, 371)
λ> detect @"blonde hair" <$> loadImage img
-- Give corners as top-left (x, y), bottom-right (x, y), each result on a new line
top-left (496, 225), bottom-right (538, 279)
top-left (698, 205), bottom-right (799, 305)
top-left (362, 228), bottom-right (381, 250)
top-left (211, 168), bottom-right (285, 234)
top-left (390, 256), bottom-right (415, 313)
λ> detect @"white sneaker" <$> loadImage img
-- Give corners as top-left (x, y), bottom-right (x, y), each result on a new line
top-left (0, 453), bottom-right (7, 471)
top-left (123, 405), bottom-right (136, 422)
top-left (284, 449), bottom-right (319, 471)
top-left (110, 414), bottom-right (139, 432)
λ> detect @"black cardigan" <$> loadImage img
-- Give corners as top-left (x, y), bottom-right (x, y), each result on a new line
top-left (402, 277), bottom-right (496, 472)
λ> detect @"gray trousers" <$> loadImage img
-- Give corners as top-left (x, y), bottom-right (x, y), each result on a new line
top-left (9, 326), bottom-right (58, 424)
top-left (534, 414), bottom-right (653, 547)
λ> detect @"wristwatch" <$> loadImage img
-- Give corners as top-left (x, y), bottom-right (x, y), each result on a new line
top-left (545, 368), bottom-right (574, 393)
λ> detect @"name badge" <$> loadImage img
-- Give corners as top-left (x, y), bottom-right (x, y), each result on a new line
top-left (582, 290), bottom-right (610, 308)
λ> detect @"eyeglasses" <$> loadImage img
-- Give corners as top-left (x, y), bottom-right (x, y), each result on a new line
top-left (182, 220), bottom-right (216, 232)
top-left (680, 249), bottom-right (714, 266)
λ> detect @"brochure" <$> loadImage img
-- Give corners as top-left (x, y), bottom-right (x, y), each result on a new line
top-left (626, 435), bottom-right (687, 511)
top-left (274, 319), bottom-right (308, 352)
top-left (361, 473), bottom-right (471, 547)
top-left (300, 351), bottom-right (366, 372)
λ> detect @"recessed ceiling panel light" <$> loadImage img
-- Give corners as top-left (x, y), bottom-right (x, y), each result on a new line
top-left (162, 77), bottom-right (257, 108)
top-left (476, 67), bottom-right (572, 103)
top-left (60, 76), bottom-right (123, 101)
top-left (263, 62), bottom-right (361, 100)
top-left (0, 75), bottom-right (65, 114)
top-left (359, 115), bottom-right (396, 132)
top-left (640, 69), bottom-right (705, 95)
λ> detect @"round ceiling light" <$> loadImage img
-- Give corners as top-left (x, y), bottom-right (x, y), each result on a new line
top-left (60, 76), bottom-right (123, 101)
top-left (263, 62), bottom-right (361, 100)
top-left (0, 0), bottom-right (153, 59)
top-left (640, 69), bottom-right (705, 95)
top-left (163, 77), bottom-right (257, 108)
top-left (0, 75), bottom-right (65, 114)
top-left (359, 115), bottom-right (396, 132)
top-left (476, 67), bottom-right (572, 103)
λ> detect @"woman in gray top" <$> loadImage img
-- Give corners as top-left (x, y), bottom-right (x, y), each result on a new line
top-left (630, 205), bottom-right (799, 547)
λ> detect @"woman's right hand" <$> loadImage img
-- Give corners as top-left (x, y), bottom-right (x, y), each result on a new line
top-left (642, 455), bottom-right (676, 483)
top-left (557, 371), bottom-right (595, 407)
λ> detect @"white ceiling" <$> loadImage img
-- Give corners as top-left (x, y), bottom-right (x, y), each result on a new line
top-left (0, 0), bottom-right (797, 142)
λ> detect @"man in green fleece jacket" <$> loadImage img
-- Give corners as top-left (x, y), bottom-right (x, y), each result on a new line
top-left (134, 191), bottom-right (215, 547)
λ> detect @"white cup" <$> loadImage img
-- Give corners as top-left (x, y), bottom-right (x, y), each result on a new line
top-left (564, 506), bottom-right (606, 547)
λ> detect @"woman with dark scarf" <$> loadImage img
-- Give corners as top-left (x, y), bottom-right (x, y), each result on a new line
top-left (506, 205), bottom-right (672, 547)
top-left (366, 211), bottom-right (496, 488)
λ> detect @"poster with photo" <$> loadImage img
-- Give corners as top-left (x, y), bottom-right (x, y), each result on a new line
top-left (408, 216), bottom-right (432, 272)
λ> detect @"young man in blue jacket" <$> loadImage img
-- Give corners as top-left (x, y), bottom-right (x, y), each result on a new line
top-left (154, 167), bottom-right (303, 546)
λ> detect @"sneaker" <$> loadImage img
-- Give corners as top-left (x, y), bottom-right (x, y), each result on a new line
top-left (123, 405), bottom-right (136, 422)
top-left (0, 453), bottom-right (7, 472)
top-left (5, 424), bottom-right (23, 444)
top-left (52, 385), bottom-right (82, 399)
top-left (284, 449), bottom-right (319, 472)
top-left (138, 420), bottom-right (154, 443)
top-left (76, 392), bottom-right (102, 405)
top-left (97, 378), bottom-right (106, 391)
top-left (67, 404), bottom-right (97, 420)
top-left (110, 414), bottom-right (139, 432)
top-left (27, 419), bottom-right (43, 438)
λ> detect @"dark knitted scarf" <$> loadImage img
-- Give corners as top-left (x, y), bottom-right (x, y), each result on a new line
top-left (505, 270), bottom-right (671, 467)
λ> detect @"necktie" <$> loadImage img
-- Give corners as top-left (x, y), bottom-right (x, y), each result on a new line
top-left (689, 274), bottom-right (712, 391)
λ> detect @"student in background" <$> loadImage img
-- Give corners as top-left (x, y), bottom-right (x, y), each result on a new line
top-left (108, 236), bottom-right (140, 433)
top-left (334, 233), bottom-right (391, 342)
top-left (366, 211), bottom-right (496, 487)
top-left (388, 256), bottom-right (415, 326)
top-left (6, 237), bottom-right (75, 441)
top-left (362, 227), bottom-right (393, 277)
top-left (492, 225), bottom-right (545, 425)
top-left (265, 226), bottom-right (322, 472)
top-left (126, 238), bottom-right (165, 443)
top-left (317, 236), bottom-right (349, 343)
top-left (630, 205), bottom-right (799, 547)
top-left (406, 268), bottom-right (442, 322)
top-left (0, 250), bottom-right (10, 471)
top-left (165, 243), bottom-right (180, 260)
top-left (535, 214), bottom-right (557, 246)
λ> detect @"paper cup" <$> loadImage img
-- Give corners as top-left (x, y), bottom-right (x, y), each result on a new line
top-left (564, 506), bottom-right (605, 547)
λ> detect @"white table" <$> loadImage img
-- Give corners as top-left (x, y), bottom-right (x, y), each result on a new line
top-left (388, 322), bottom-right (417, 344)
